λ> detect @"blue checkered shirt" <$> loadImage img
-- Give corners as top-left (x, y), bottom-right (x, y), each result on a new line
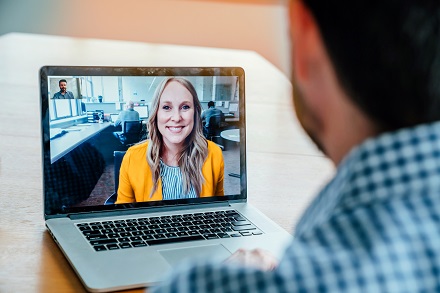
top-left (153, 122), bottom-right (440, 292)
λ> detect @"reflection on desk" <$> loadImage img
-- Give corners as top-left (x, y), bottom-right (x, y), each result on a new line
top-left (221, 129), bottom-right (240, 142)
top-left (50, 122), bottom-right (112, 163)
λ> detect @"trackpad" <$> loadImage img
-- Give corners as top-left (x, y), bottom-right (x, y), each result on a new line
top-left (159, 244), bottom-right (231, 266)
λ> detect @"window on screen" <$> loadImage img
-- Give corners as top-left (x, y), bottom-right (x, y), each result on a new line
top-left (55, 99), bottom-right (71, 118)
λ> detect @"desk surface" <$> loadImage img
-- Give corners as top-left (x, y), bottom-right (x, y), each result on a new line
top-left (0, 33), bottom-right (334, 292)
top-left (221, 129), bottom-right (240, 142)
top-left (50, 122), bottom-right (112, 163)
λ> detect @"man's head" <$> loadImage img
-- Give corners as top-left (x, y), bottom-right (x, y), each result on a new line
top-left (59, 79), bottom-right (67, 93)
top-left (208, 101), bottom-right (215, 108)
top-left (290, 0), bottom-right (440, 164)
top-left (126, 100), bottom-right (135, 110)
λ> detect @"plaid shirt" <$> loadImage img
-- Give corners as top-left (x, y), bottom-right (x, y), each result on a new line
top-left (153, 121), bottom-right (440, 292)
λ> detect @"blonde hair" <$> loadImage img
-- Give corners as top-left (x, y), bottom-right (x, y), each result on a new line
top-left (147, 77), bottom-right (208, 197)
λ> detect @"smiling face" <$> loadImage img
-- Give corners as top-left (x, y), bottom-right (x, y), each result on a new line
top-left (157, 80), bottom-right (195, 151)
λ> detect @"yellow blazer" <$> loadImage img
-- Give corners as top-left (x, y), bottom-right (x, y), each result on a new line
top-left (115, 140), bottom-right (224, 203)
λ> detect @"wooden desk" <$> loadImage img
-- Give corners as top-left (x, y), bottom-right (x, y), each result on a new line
top-left (0, 33), bottom-right (335, 292)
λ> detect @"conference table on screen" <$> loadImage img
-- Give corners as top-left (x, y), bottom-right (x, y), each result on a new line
top-left (50, 122), bottom-right (112, 163)
top-left (0, 33), bottom-right (334, 292)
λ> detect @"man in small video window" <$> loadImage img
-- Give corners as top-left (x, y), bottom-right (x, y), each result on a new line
top-left (201, 101), bottom-right (224, 138)
top-left (53, 79), bottom-right (75, 99)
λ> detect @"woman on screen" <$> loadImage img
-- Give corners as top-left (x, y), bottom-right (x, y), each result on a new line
top-left (115, 77), bottom-right (224, 203)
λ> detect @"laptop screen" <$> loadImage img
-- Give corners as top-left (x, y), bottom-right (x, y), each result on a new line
top-left (40, 66), bottom-right (246, 217)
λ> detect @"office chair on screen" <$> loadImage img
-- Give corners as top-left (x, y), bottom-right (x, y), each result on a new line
top-left (104, 151), bottom-right (126, 205)
top-left (204, 114), bottom-right (225, 149)
top-left (113, 120), bottom-right (143, 146)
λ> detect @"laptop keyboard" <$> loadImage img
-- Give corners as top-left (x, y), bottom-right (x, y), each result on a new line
top-left (76, 210), bottom-right (263, 251)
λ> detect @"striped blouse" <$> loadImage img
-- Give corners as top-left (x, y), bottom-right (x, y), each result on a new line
top-left (159, 160), bottom-right (197, 200)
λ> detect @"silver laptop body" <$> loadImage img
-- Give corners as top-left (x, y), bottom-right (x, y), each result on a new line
top-left (40, 66), bottom-right (291, 292)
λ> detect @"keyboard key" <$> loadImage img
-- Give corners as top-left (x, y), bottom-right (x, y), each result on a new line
top-left (107, 244), bottom-right (120, 250)
top-left (77, 223), bottom-right (89, 227)
top-left (90, 239), bottom-right (118, 246)
top-left (142, 235), bottom-right (155, 240)
top-left (203, 233), bottom-right (218, 239)
top-left (94, 245), bottom-right (107, 251)
top-left (240, 231), bottom-right (253, 236)
top-left (119, 243), bottom-right (132, 249)
top-left (232, 225), bottom-right (256, 231)
top-left (132, 241), bottom-right (147, 247)
top-left (231, 221), bottom-right (252, 226)
top-left (86, 234), bottom-right (107, 241)
top-left (146, 235), bottom-right (204, 246)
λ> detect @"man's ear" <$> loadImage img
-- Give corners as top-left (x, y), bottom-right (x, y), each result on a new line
top-left (289, 1), bottom-right (321, 86)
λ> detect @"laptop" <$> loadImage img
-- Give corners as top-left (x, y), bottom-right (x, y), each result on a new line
top-left (40, 66), bottom-right (292, 292)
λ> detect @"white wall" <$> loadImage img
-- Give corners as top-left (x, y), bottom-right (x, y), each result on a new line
top-left (0, 0), bottom-right (290, 76)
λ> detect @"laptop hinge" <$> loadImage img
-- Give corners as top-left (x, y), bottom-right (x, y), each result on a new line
top-left (68, 201), bottom-right (231, 220)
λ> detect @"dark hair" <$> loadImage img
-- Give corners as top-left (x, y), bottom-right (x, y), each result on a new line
top-left (59, 79), bottom-right (67, 84)
top-left (208, 101), bottom-right (215, 108)
top-left (303, 0), bottom-right (440, 131)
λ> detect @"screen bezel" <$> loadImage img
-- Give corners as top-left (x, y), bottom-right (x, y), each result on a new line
top-left (40, 66), bottom-right (246, 218)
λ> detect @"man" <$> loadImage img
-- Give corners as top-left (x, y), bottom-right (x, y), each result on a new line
top-left (113, 100), bottom-right (140, 132)
top-left (153, 0), bottom-right (440, 292)
top-left (201, 101), bottom-right (225, 138)
top-left (52, 79), bottom-right (75, 99)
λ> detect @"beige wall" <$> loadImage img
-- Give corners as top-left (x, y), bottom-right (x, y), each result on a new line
top-left (0, 0), bottom-right (290, 76)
